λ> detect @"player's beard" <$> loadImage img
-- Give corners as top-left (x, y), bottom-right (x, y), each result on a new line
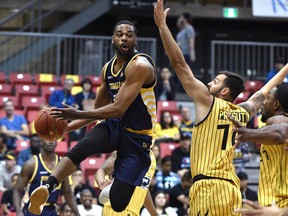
top-left (113, 43), bottom-right (135, 58)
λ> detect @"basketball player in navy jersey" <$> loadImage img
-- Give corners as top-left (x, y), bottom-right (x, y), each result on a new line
top-left (13, 138), bottom-right (79, 216)
top-left (28, 20), bottom-right (157, 214)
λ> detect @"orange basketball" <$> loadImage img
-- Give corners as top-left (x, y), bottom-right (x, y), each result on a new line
top-left (34, 108), bottom-right (68, 142)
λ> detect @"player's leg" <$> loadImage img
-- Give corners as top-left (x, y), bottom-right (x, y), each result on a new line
top-left (109, 179), bottom-right (135, 212)
top-left (29, 124), bottom-right (111, 215)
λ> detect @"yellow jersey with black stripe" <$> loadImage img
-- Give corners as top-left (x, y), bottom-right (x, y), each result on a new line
top-left (259, 142), bottom-right (288, 207)
top-left (191, 97), bottom-right (249, 184)
top-left (103, 151), bottom-right (156, 216)
top-left (104, 51), bottom-right (157, 138)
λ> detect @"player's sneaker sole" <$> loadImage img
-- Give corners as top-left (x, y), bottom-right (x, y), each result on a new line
top-left (28, 186), bottom-right (49, 215)
top-left (99, 183), bottom-right (112, 204)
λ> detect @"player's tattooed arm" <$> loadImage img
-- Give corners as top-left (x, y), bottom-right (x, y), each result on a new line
top-left (238, 91), bottom-right (265, 120)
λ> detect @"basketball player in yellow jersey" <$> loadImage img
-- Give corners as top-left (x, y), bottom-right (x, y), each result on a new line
top-left (154, 1), bottom-right (288, 215)
top-left (95, 151), bottom-right (157, 216)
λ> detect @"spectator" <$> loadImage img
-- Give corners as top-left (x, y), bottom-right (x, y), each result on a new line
top-left (233, 142), bottom-right (251, 173)
top-left (77, 189), bottom-right (102, 216)
top-left (17, 134), bottom-right (41, 167)
top-left (171, 131), bottom-right (191, 177)
top-left (75, 78), bottom-right (96, 111)
top-left (176, 12), bottom-right (196, 66)
top-left (71, 78), bottom-right (96, 141)
top-left (0, 133), bottom-right (9, 161)
top-left (169, 171), bottom-right (192, 216)
top-left (59, 202), bottom-right (76, 216)
top-left (49, 78), bottom-right (76, 108)
top-left (152, 156), bottom-right (181, 194)
top-left (157, 67), bottom-right (176, 101)
top-left (141, 190), bottom-right (178, 216)
top-left (237, 172), bottom-right (258, 202)
top-left (155, 111), bottom-right (180, 142)
top-left (1, 173), bottom-right (18, 216)
top-left (0, 150), bottom-right (21, 192)
top-left (70, 168), bottom-right (97, 205)
top-left (151, 143), bottom-right (161, 173)
top-left (178, 106), bottom-right (193, 136)
top-left (13, 138), bottom-right (80, 216)
top-left (266, 57), bottom-right (288, 84)
top-left (0, 100), bottom-right (29, 150)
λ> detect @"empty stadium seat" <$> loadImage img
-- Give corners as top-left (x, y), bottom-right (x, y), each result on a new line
top-left (159, 142), bottom-right (180, 158)
top-left (234, 91), bottom-right (251, 104)
top-left (15, 140), bottom-right (30, 153)
top-left (157, 101), bottom-right (179, 115)
top-left (9, 72), bottom-right (34, 85)
top-left (55, 141), bottom-right (69, 156)
top-left (0, 72), bottom-right (7, 83)
top-left (21, 96), bottom-right (46, 109)
top-left (0, 83), bottom-right (13, 96)
top-left (34, 74), bottom-right (58, 86)
top-left (26, 110), bottom-right (39, 123)
top-left (244, 80), bottom-right (264, 93)
top-left (81, 155), bottom-right (106, 177)
top-left (60, 74), bottom-right (82, 86)
top-left (14, 84), bottom-right (39, 97)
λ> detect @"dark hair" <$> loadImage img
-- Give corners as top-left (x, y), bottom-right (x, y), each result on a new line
top-left (218, 71), bottom-right (245, 101)
top-left (0, 133), bottom-right (7, 144)
top-left (60, 202), bottom-right (69, 212)
top-left (81, 78), bottom-right (93, 88)
top-left (182, 12), bottom-right (193, 24)
top-left (274, 57), bottom-right (285, 64)
top-left (113, 20), bottom-right (137, 35)
top-left (160, 111), bottom-right (175, 129)
top-left (182, 170), bottom-right (192, 181)
top-left (237, 171), bottom-right (248, 180)
top-left (161, 156), bottom-right (172, 165)
top-left (152, 190), bottom-right (168, 206)
top-left (275, 84), bottom-right (288, 113)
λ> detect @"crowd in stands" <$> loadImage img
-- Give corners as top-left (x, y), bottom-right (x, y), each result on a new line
top-left (1, 58), bottom-right (286, 215)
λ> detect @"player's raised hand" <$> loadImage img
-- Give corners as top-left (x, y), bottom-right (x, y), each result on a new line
top-left (50, 102), bottom-right (82, 120)
top-left (234, 200), bottom-right (284, 216)
top-left (154, 0), bottom-right (170, 28)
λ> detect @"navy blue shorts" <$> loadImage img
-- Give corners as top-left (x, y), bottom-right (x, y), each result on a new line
top-left (23, 205), bottom-right (57, 216)
top-left (68, 119), bottom-right (153, 187)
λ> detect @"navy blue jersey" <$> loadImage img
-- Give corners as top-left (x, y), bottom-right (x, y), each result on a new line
top-left (104, 51), bottom-right (157, 137)
top-left (28, 154), bottom-right (62, 204)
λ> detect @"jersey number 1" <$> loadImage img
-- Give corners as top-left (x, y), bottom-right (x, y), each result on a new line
top-left (217, 124), bottom-right (236, 150)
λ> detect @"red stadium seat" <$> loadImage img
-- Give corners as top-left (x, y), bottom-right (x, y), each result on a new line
top-left (55, 141), bottom-right (68, 156)
top-left (234, 91), bottom-right (251, 104)
top-left (21, 96), bottom-right (46, 111)
top-left (60, 74), bottom-right (82, 86)
top-left (26, 110), bottom-right (39, 123)
top-left (159, 142), bottom-right (180, 158)
top-left (9, 72), bottom-right (34, 85)
top-left (0, 83), bottom-right (13, 96)
top-left (244, 80), bottom-right (264, 93)
top-left (40, 85), bottom-right (63, 103)
top-left (81, 155), bottom-right (106, 177)
top-left (0, 72), bottom-right (7, 83)
top-left (0, 109), bottom-right (24, 118)
top-left (0, 96), bottom-right (20, 109)
top-left (85, 75), bottom-right (102, 87)
top-left (15, 140), bottom-right (30, 153)
top-left (34, 74), bottom-right (58, 86)
top-left (157, 101), bottom-right (179, 115)
top-left (14, 84), bottom-right (39, 99)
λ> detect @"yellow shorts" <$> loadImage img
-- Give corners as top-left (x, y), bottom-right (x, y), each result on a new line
top-left (189, 179), bottom-right (242, 216)
top-left (102, 205), bottom-right (138, 216)
top-left (276, 197), bottom-right (288, 208)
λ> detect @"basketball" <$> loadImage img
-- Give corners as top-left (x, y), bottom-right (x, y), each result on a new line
top-left (34, 108), bottom-right (68, 142)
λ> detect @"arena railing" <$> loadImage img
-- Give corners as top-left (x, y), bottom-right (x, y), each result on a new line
top-left (0, 31), bottom-right (156, 77)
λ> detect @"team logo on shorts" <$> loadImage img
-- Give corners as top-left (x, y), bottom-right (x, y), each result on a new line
top-left (141, 176), bottom-right (151, 189)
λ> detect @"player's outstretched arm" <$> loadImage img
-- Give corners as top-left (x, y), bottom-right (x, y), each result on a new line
top-left (228, 114), bottom-right (288, 145)
top-left (239, 63), bottom-right (288, 119)
top-left (154, 0), bottom-right (211, 106)
top-left (144, 191), bottom-right (157, 216)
